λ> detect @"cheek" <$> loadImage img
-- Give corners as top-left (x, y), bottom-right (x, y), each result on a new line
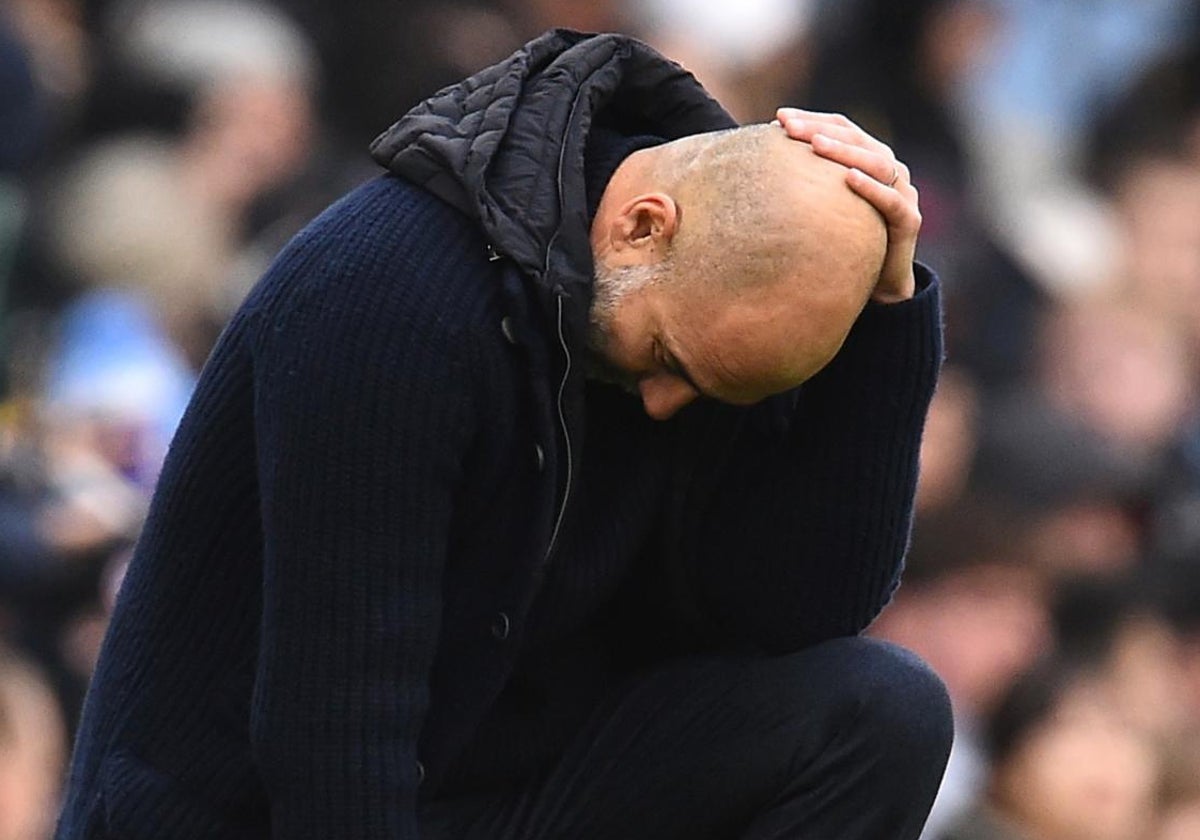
top-left (602, 314), bottom-right (643, 373)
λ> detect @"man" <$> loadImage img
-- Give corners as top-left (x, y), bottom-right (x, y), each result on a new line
top-left (55, 30), bottom-right (950, 840)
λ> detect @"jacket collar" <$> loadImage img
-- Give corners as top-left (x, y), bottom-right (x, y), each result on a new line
top-left (369, 28), bottom-right (736, 350)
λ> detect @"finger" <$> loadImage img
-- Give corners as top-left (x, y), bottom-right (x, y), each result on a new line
top-left (811, 133), bottom-right (900, 186)
top-left (821, 137), bottom-right (918, 207)
top-left (847, 168), bottom-right (922, 233)
top-left (780, 120), bottom-right (893, 162)
top-left (787, 120), bottom-right (893, 160)
top-left (814, 133), bottom-right (917, 197)
top-left (776, 107), bottom-right (858, 130)
top-left (776, 112), bottom-right (853, 140)
top-left (776, 109), bottom-right (885, 151)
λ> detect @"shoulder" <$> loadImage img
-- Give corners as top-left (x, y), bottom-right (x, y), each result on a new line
top-left (241, 174), bottom-right (500, 342)
top-left (234, 175), bottom-right (518, 424)
top-left (303, 174), bottom-right (482, 263)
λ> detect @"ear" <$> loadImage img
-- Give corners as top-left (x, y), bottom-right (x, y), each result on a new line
top-left (608, 193), bottom-right (679, 263)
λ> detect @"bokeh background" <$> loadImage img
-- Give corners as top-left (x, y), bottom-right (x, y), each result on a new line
top-left (2, 1), bottom-right (1200, 838)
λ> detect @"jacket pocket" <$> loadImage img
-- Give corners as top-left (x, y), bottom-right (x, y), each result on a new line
top-left (98, 750), bottom-right (262, 840)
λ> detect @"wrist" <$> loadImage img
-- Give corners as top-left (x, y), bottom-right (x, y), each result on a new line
top-left (869, 272), bottom-right (916, 304)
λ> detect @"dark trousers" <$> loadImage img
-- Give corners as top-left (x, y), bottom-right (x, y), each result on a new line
top-left (420, 637), bottom-right (953, 839)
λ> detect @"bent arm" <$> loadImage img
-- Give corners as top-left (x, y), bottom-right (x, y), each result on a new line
top-left (688, 267), bottom-right (942, 652)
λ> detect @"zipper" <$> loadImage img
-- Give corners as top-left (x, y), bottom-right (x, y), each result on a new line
top-left (540, 87), bottom-right (586, 565)
top-left (543, 292), bottom-right (574, 564)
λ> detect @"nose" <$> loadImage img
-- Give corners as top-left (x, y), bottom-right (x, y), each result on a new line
top-left (639, 373), bottom-right (699, 420)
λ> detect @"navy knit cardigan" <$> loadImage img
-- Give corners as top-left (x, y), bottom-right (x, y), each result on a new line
top-left (56, 31), bottom-right (943, 840)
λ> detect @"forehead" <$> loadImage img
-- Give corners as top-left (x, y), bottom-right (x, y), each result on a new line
top-left (667, 280), bottom-right (854, 404)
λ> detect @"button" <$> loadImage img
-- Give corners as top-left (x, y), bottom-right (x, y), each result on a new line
top-left (533, 443), bottom-right (545, 472)
top-left (416, 760), bottom-right (425, 784)
top-left (490, 612), bottom-right (511, 640)
top-left (486, 243), bottom-right (503, 262)
top-left (500, 316), bottom-right (518, 345)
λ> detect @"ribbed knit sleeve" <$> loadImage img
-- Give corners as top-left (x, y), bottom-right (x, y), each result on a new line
top-left (245, 180), bottom-right (480, 839)
top-left (691, 266), bottom-right (943, 653)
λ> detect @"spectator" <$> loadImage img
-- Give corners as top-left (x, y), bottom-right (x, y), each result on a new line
top-left (916, 365), bottom-right (981, 515)
top-left (875, 500), bottom-right (1052, 836)
top-left (938, 659), bottom-right (1161, 840)
top-left (0, 647), bottom-right (66, 840)
top-left (1156, 730), bottom-right (1200, 840)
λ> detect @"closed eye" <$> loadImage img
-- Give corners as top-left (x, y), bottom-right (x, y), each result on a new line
top-left (656, 338), bottom-right (712, 400)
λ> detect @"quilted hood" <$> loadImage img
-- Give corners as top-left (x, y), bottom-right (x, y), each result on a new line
top-left (369, 28), bottom-right (736, 344)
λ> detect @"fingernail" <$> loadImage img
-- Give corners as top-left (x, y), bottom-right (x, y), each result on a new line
top-left (787, 118), bottom-right (805, 132)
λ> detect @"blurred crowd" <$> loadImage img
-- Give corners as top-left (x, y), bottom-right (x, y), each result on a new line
top-left (0, 0), bottom-right (1198, 838)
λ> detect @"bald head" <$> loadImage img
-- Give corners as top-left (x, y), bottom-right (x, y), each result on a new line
top-left (593, 123), bottom-right (887, 303)
top-left (587, 124), bottom-right (893, 419)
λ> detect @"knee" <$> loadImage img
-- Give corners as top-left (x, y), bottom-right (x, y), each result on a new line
top-left (779, 637), bottom-right (954, 767)
top-left (828, 637), bottom-right (953, 761)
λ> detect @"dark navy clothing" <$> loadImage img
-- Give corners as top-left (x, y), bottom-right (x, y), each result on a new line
top-left (422, 638), bottom-right (953, 840)
top-left (56, 31), bottom-right (945, 840)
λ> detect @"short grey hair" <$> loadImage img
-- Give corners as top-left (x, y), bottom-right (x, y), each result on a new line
top-left (653, 124), bottom-right (793, 291)
top-left (588, 260), bottom-right (665, 354)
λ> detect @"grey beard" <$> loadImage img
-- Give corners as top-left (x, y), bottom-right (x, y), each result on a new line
top-left (585, 261), bottom-right (662, 394)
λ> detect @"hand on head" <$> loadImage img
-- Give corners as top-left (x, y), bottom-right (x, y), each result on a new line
top-left (588, 124), bottom-right (892, 420)
top-left (774, 108), bottom-right (920, 303)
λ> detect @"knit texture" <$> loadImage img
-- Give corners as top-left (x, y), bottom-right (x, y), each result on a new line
top-left (56, 166), bottom-right (942, 839)
top-left (56, 30), bottom-right (943, 840)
